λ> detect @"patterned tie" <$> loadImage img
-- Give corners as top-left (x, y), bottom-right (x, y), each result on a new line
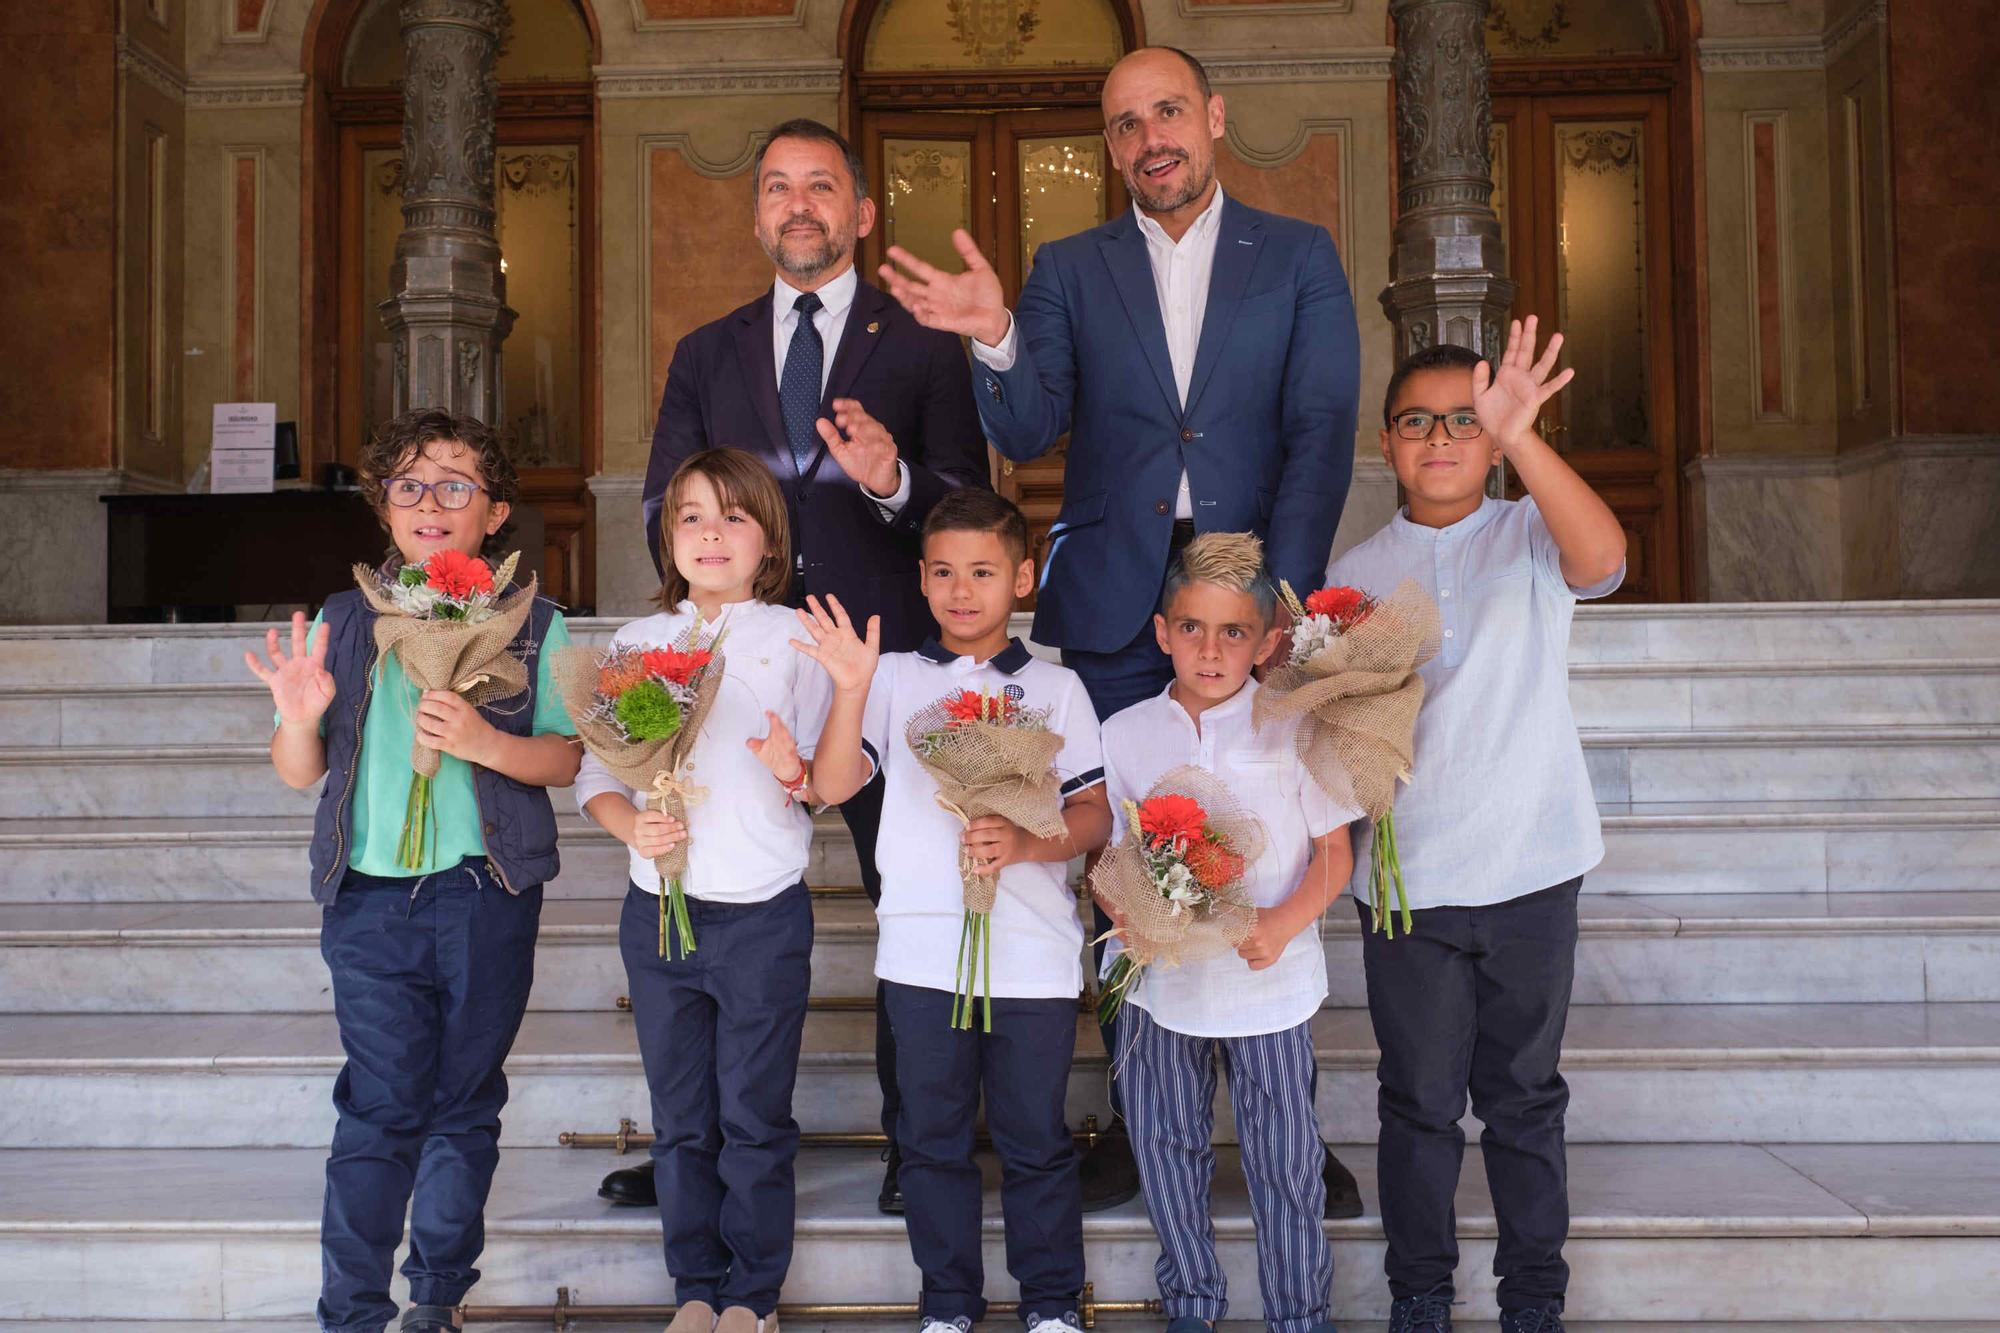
top-left (779, 291), bottom-right (825, 476)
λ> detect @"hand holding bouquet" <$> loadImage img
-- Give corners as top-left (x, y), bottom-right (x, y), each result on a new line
top-left (352, 549), bottom-right (535, 871)
top-left (1255, 579), bottom-right (1439, 937)
top-left (1092, 766), bottom-right (1266, 1026)
top-left (556, 620), bottom-right (728, 958)
top-left (906, 687), bottom-right (1069, 1031)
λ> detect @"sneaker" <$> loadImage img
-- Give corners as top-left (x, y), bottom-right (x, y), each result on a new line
top-left (665, 1300), bottom-right (717, 1333)
top-left (1026, 1312), bottom-right (1083, 1333)
top-left (715, 1307), bottom-right (777, 1333)
top-left (1498, 1312), bottom-right (1564, 1333)
top-left (918, 1318), bottom-right (973, 1333)
top-left (1387, 1285), bottom-right (1453, 1333)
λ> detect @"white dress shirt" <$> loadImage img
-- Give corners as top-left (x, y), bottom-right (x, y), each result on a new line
top-left (574, 599), bottom-right (834, 905)
top-left (972, 188), bottom-right (1229, 520)
top-left (772, 264), bottom-right (910, 513)
top-left (1100, 679), bottom-right (1357, 1038)
top-left (1327, 497), bottom-right (1625, 910)
top-left (860, 639), bottom-right (1106, 1000)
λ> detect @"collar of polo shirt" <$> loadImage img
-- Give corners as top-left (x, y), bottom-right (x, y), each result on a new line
top-left (916, 636), bottom-right (1035, 675)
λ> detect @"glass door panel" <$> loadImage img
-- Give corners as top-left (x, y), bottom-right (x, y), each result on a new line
top-left (494, 145), bottom-right (582, 468)
top-left (1553, 120), bottom-right (1649, 454)
top-left (883, 138), bottom-right (976, 273)
top-left (1017, 135), bottom-right (1106, 276)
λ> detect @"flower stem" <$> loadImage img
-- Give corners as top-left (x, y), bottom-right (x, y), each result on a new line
top-left (658, 876), bottom-right (697, 960)
top-left (397, 774), bottom-right (432, 872)
top-left (1097, 954), bottom-right (1142, 1027)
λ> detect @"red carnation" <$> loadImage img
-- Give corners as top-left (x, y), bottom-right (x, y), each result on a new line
top-left (642, 646), bottom-right (712, 687)
top-left (1304, 584), bottom-right (1372, 628)
top-left (943, 689), bottom-right (1011, 725)
top-left (1137, 792), bottom-right (1208, 850)
top-left (423, 548), bottom-right (494, 599)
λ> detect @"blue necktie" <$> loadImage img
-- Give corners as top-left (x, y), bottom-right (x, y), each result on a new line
top-left (780, 291), bottom-right (825, 476)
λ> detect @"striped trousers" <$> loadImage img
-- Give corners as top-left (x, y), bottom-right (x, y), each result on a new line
top-left (1120, 1006), bottom-right (1332, 1333)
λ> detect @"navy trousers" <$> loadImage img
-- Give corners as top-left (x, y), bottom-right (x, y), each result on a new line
top-left (883, 981), bottom-right (1085, 1327)
top-left (1360, 878), bottom-right (1581, 1314)
top-left (317, 857), bottom-right (542, 1333)
top-left (622, 882), bottom-right (813, 1316)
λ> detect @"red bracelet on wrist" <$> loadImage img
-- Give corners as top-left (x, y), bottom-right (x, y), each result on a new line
top-left (778, 761), bottom-right (810, 802)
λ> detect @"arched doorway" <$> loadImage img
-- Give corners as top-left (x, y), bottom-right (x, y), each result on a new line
top-left (843, 0), bottom-right (1142, 588)
top-left (1480, 0), bottom-right (1705, 602)
top-left (302, 0), bottom-right (601, 610)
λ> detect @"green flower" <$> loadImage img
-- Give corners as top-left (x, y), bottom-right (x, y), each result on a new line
top-left (615, 679), bottom-right (682, 741)
top-left (398, 565), bottom-right (426, 587)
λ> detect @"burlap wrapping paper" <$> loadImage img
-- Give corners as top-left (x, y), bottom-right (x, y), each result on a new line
top-left (552, 635), bottom-right (727, 896)
top-left (1252, 578), bottom-right (1441, 820)
top-left (1090, 765), bottom-right (1267, 974)
top-left (903, 702), bottom-right (1070, 912)
top-left (352, 560), bottom-right (537, 780)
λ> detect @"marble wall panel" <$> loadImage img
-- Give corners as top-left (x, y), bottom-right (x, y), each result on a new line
top-left (1689, 458), bottom-right (1842, 601)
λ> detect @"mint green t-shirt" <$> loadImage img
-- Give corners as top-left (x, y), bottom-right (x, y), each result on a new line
top-left (290, 609), bottom-right (577, 877)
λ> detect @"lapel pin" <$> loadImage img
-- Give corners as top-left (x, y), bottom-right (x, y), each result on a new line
top-left (866, 320), bottom-right (881, 334)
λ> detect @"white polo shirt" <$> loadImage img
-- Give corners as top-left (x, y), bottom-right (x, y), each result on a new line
top-left (1327, 496), bottom-right (1624, 910)
top-left (1101, 679), bottom-right (1358, 1038)
top-left (862, 638), bottom-right (1105, 999)
top-left (574, 598), bottom-right (833, 904)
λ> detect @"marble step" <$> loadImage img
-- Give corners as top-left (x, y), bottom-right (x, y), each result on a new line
top-left (4, 800), bottom-right (1999, 904)
top-left (5, 891), bottom-right (1999, 1014)
top-left (0, 1326), bottom-right (1985, 1333)
top-left (1, 1143), bottom-right (1995, 1321)
top-left (10, 724), bottom-right (2000, 819)
top-left (12, 655), bottom-right (2000, 746)
top-left (4, 1002), bottom-right (1997, 1149)
top-left (7, 601), bottom-right (1998, 687)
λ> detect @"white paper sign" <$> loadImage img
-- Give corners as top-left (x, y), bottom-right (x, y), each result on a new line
top-left (210, 402), bottom-right (277, 494)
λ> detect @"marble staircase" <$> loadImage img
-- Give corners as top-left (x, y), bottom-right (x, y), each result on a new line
top-left (1, 603), bottom-right (1998, 1327)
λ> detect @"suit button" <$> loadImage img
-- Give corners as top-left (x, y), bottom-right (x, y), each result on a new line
top-left (483, 822), bottom-right (496, 835)
top-left (1155, 500), bottom-right (1169, 515)
top-left (1180, 428), bottom-right (1194, 442)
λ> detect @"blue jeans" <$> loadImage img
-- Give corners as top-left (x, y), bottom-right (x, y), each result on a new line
top-left (884, 981), bottom-right (1084, 1327)
top-left (621, 882), bottom-right (814, 1316)
top-left (316, 857), bottom-right (543, 1333)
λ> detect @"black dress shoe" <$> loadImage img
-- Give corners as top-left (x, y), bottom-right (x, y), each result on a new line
top-left (1322, 1143), bottom-right (1363, 1219)
top-left (598, 1163), bottom-right (658, 1207)
top-left (879, 1145), bottom-right (905, 1215)
top-left (1078, 1120), bottom-right (1142, 1212)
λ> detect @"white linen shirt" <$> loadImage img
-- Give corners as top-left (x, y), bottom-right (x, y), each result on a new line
top-left (1326, 496), bottom-right (1624, 910)
top-left (861, 639), bottom-right (1105, 1000)
top-left (772, 265), bottom-right (910, 513)
top-left (574, 599), bottom-right (834, 904)
top-left (971, 188), bottom-right (1228, 520)
top-left (1100, 680), bottom-right (1358, 1038)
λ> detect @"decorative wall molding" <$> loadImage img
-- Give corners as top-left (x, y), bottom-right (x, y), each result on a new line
top-left (1696, 2), bottom-right (1888, 74)
top-left (586, 471), bottom-right (648, 499)
top-left (594, 61), bottom-right (842, 100)
top-left (0, 468), bottom-right (182, 496)
top-left (640, 129), bottom-right (762, 181)
top-left (1199, 49), bottom-right (1395, 85)
top-left (1177, 0), bottom-right (1353, 16)
top-left (1743, 110), bottom-right (1796, 424)
top-left (186, 76), bottom-right (308, 109)
top-left (222, 0), bottom-right (278, 44)
top-left (1687, 435), bottom-right (2000, 483)
top-left (626, 0), bottom-right (807, 31)
top-left (1825, 0), bottom-right (1889, 67)
top-left (1223, 117), bottom-right (1352, 258)
top-left (115, 36), bottom-right (187, 103)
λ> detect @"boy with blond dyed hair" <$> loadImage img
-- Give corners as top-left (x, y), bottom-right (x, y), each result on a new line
top-left (1097, 531), bottom-right (1358, 1333)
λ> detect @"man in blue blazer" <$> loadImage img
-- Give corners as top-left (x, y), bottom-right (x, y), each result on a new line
top-left (622, 118), bottom-right (990, 1219)
top-left (882, 46), bottom-right (1362, 1216)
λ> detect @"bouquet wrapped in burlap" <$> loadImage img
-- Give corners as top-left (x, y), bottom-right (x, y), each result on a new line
top-left (1091, 765), bottom-right (1266, 1027)
top-left (554, 619), bottom-right (728, 959)
top-left (352, 550), bottom-right (535, 871)
top-left (905, 688), bottom-right (1070, 1031)
top-left (1254, 578), bottom-right (1440, 937)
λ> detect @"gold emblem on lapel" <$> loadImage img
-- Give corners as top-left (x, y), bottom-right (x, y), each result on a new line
top-left (866, 321), bottom-right (881, 334)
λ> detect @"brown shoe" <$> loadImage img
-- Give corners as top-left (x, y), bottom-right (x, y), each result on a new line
top-left (716, 1307), bottom-right (778, 1333)
top-left (666, 1300), bottom-right (716, 1333)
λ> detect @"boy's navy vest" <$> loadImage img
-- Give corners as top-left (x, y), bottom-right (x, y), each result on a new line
top-left (306, 585), bottom-right (563, 903)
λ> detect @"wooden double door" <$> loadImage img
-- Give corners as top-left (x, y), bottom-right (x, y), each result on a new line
top-left (1490, 91), bottom-right (1681, 600)
top-left (859, 108), bottom-right (1128, 596)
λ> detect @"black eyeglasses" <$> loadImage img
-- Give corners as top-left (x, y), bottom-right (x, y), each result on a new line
top-left (385, 477), bottom-right (484, 510)
top-left (1392, 410), bottom-right (1484, 441)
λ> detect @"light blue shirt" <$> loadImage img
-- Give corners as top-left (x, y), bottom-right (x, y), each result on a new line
top-left (1327, 496), bottom-right (1623, 909)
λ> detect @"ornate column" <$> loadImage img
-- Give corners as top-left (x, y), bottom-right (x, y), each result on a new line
top-left (1380, 0), bottom-right (1514, 358)
top-left (380, 0), bottom-right (513, 421)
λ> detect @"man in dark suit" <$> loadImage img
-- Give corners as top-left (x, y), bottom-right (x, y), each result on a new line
top-left (602, 118), bottom-right (989, 1215)
top-left (880, 47), bottom-right (1363, 1217)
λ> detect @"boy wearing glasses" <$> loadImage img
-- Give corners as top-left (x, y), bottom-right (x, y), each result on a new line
top-left (1326, 320), bottom-right (1626, 1333)
top-left (246, 408), bottom-right (580, 1333)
